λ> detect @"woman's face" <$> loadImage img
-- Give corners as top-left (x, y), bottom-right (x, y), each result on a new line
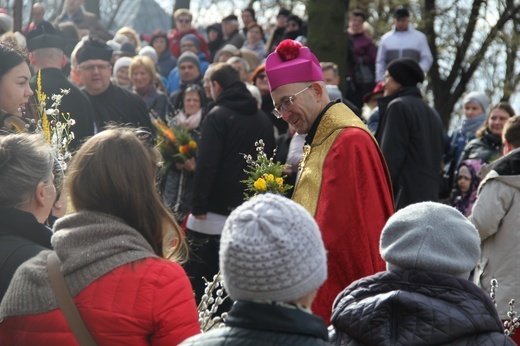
top-left (208, 30), bottom-right (218, 42)
top-left (254, 71), bottom-right (270, 94)
top-left (116, 66), bottom-right (130, 86)
top-left (464, 101), bottom-right (484, 119)
top-left (217, 51), bottom-right (233, 62)
top-left (0, 62), bottom-right (33, 116)
top-left (488, 108), bottom-right (511, 137)
top-left (152, 38), bottom-right (167, 55)
top-left (131, 65), bottom-right (152, 89)
top-left (247, 27), bottom-right (262, 44)
top-left (183, 90), bottom-right (201, 115)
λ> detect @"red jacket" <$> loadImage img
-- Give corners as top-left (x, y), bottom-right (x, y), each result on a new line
top-left (0, 258), bottom-right (200, 345)
top-left (168, 28), bottom-right (211, 61)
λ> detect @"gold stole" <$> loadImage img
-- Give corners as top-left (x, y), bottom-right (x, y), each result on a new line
top-left (292, 103), bottom-right (371, 216)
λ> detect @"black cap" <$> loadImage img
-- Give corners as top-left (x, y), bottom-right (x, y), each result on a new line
top-left (113, 42), bottom-right (136, 57)
top-left (278, 7), bottom-right (291, 17)
top-left (222, 14), bottom-right (238, 22)
top-left (393, 5), bottom-right (410, 18)
top-left (387, 58), bottom-right (424, 87)
top-left (76, 35), bottom-right (113, 64)
top-left (26, 21), bottom-right (66, 52)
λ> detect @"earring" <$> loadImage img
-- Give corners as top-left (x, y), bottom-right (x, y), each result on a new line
top-left (18, 107), bottom-right (22, 112)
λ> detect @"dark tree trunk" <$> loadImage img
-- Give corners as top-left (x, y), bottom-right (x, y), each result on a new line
top-left (307, 0), bottom-right (349, 95)
top-left (12, 0), bottom-right (23, 32)
top-left (424, 0), bottom-right (520, 129)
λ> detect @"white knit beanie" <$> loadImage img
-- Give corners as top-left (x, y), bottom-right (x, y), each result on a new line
top-left (463, 91), bottom-right (490, 113)
top-left (220, 193), bottom-right (327, 302)
top-left (380, 202), bottom-right (481, 279)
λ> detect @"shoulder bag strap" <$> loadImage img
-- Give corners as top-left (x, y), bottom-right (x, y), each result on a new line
top-left (47, 252), bottom-right (97, 346)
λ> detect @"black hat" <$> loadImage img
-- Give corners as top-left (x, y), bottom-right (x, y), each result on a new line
top-left (150, 30), bottom-right (168, 45)
top-left (387, 58), bottom-right (424, 87)
top-left (222, 14), bottom-right (238, 22)
top-left (113, 42), bottom-right (136, 57)
top-left (26, 21), bottom-right (66, 52)
top-left (76, 35), bottom-right (113, 64)
top-left (243, 7), bottom-right (256, 20)
top-left (278, 7), bottom-right (291, 17)
top-left (287, 15), bottom-right (303, 28)
top-left (393, 5), bottom-right (410, 18)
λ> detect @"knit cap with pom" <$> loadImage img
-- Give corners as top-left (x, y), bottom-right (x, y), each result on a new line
top-left (220, 193), bottom-right (327, 303)
top-left (380, 201), bottom-right (481, 279)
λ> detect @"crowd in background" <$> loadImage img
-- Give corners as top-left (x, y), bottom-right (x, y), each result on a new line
top-left (0, 0), bottom-right (519, 344)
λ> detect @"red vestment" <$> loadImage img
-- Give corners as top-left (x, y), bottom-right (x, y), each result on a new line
top-left (292, 103), bottom-right (394, 323)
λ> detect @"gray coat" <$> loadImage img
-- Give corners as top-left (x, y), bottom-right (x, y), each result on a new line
top-left (470, 148), bottom-right (520, 319)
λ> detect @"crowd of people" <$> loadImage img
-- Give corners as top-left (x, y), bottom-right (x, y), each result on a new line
top-left (0, 0), bottom-right (519, 344)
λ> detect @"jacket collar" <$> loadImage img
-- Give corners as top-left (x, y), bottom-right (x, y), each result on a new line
top-left (226, 300), bottom-right (328, 341)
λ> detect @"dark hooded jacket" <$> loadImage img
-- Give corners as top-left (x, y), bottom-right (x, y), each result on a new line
top-left (191, 82), bottom-right (275, 216)
top-left (329, 269), bottom-right (515, 346)
top-left (459, 129), bottom-right (503, 168)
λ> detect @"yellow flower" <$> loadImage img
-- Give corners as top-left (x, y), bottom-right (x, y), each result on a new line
top-left (179, 144), bottom-right (189, 154)
top-left (254, 177), bottom-right (267, 191)
top-left (265, 174), bottom-right (275, 181)
top-left (276, 177), bottom-right (284, 187)
top-left (188, 140), bottom-right (197, 149)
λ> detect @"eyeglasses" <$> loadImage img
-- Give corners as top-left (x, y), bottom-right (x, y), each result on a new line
top-left (272, 84), bottom-right (312, 119)
top-left (79, 64), bottom-right (111, 72)
top-left (256, 74), bottom-right (268, 80)
top-left (176, 18), bottom-right (191, 24)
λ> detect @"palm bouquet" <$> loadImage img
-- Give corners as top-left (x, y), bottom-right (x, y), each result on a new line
top-left (152, 117), bottom-right (197, 173)
top-left (242, 139), bottom-right (292, 199)
top-left (34, 70), bottom-right (74, 169)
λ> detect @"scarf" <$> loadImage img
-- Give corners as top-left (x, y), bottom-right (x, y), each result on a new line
top-left (460, 113), bottom-right (486, 138)
top-left (134, 84), bottom-right (155, 98)
top-left (0, 211), bottom-right (157, 318)
top-left (175, 109), bottom-right (202, 130)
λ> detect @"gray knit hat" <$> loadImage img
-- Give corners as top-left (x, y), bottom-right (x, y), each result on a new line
top-left (380, 201), bottom-right (481, 279)
top-left (463, 91), bottom-right (490, 113)
top-left (177, 51), bottom-right (200, 71)
top-left (220, 193), bottom-right (327, 302)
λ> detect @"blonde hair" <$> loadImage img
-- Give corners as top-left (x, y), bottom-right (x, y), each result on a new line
top-left (66, 128), bottom-right (187, 261)
top-left (173, 9), bottom-right (192, 21)
top-left (129, 55), bottom-right (157, 83)
top-left (115, 26), bottom-right (141, 50)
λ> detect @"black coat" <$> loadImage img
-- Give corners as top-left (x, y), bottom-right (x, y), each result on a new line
top-left (0, 208), bottom-right (52, 302)
top-left (376, 87), bottom-right (444, 210)
top-left (180, 300), bottom-right (329, 346)
top-left (191, 82), bottom-right (275, 216)
top-left (30, 68), bottom-right (95, 151)
top-left (85, 83), bottom-right (154, 135)
top-left (330, 270), bottom-right (514, 346)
